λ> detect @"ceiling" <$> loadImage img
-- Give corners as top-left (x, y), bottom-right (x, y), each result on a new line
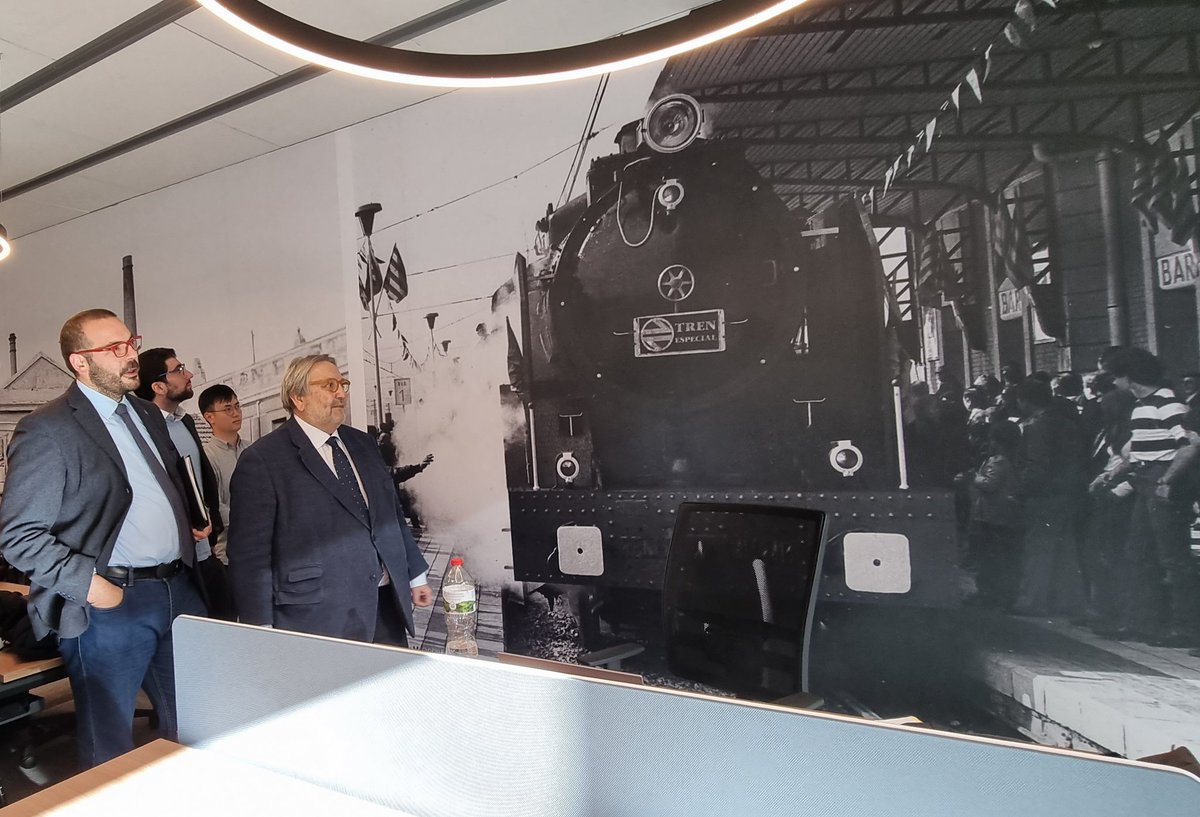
top-left (2, 0), bottom-right (1198, 246)
top-left (0, 0), bottom-right (709, 239)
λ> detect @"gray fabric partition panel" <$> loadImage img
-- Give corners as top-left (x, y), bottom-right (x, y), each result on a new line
top-left (173, 617), bottom-right (1198, 817)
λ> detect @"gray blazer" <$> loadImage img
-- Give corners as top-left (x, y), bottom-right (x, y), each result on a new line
top-left (228, 418), bottom-right (429, 642)
top-left (0, 383), bottom-right (192, 639)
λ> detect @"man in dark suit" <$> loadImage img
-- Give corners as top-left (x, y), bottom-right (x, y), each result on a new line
top-left (228, 354), bottom-right (432, 645)
top-left (0, 309), bottom-right (209, 768)
top-left (135, 347), bottom-right (235, 621)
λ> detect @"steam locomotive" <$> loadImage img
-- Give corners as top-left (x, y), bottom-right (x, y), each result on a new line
top-left (501, 95), bottom-right (958, 614)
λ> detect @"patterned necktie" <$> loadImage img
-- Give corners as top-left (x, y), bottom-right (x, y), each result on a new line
top-left (114, 402), bottom-right (193, 565)
top-left (327, 436), bottom-right (368, 519)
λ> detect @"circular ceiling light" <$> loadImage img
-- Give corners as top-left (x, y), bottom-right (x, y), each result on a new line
top-left (0, 224), bottom-right (10, 262)
top-left (196, 0), bottom-right (810, 88)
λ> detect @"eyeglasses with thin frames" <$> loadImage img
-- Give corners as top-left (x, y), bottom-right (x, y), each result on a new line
top-left (156, 363), bottom-right (187, 380)
top-left (309, 378), bottom-right (351, 394)
top-left (73, 336), bottom-right (142, 359)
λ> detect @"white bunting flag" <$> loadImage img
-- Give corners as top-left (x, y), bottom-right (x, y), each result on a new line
top-left (924, 118), bottom-right (937, 151)
top-left (1004, 22), bottom-right (1026, 48)
top-left (965, 67), bottom-right (982, 102)
top-left (951, 84), bottom-right (962, 112)
top-left (1014, 0), bottom-right (1037, 29)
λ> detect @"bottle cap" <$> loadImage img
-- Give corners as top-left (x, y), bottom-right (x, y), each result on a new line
top-left (449, 557), bottom-right (463, 566)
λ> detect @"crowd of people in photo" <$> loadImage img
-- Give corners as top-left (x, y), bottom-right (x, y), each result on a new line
top-left (905, 349), bottom-right (1200, 653)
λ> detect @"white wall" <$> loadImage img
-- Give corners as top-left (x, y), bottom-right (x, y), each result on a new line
top-left (0, 64), bottom-right (663, 586)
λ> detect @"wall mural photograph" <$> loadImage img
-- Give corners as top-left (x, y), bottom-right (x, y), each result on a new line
top-left (346, 0), bottom-right (1200, 764)
top-left (0, 0), bottom-right (1198, 792)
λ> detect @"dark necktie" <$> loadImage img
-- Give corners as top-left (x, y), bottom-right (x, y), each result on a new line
top-left (115, 402), bottom-right (193, 565)
top-left (327, 436), bottom-right (368, 519)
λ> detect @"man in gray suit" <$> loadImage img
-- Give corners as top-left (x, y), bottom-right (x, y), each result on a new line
top-left (0, 308), bottom-right (210, 767)
top-left (228, 354), bottom-right (432, 645)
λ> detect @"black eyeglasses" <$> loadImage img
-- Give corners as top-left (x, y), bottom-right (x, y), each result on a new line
top-left (155, 363), bottom-right (187, 380)
top-left (205, 402), bottom-right (242, 416)
top-left (73, 336), bottom-right (142, 359)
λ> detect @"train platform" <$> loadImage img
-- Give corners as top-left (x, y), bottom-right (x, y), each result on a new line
top-left (409, 532), bottom-right (505, 657)
top-left (962, 611), bottom-right (1200, 759)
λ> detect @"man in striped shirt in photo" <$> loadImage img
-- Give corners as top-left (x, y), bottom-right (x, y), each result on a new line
top-left (1098, 347), bottom-right (1200, 647)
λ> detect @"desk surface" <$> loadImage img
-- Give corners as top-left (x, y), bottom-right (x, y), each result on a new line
top-left (0, 740), bottom-right (411, 816)
top-left (0, 582), bottom-right (63, 683)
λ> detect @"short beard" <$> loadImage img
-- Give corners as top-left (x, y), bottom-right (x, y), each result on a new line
top-left (86, 356), bottom-right (139, 400)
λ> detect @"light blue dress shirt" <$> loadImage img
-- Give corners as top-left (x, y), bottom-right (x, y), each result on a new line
top-left (162, 407), bottom-right (212, 562)
top-left (77, 383), bottom-right (182, 567)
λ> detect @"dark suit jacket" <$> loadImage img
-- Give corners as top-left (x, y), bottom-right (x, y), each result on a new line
top-left (227, 418), bottom-right (429, 642)
top-left (0, 383), bottom-right (193, 639)
top-left (179, 412), bottom-right (224, 539)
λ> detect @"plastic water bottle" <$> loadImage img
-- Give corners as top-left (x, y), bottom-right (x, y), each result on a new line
top-left (442, 557), bottom-right (478, 656)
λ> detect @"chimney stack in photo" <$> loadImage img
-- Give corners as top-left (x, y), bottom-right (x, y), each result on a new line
top-left (123, 255), bottom-right (138, 335)
top-left (8, 333), bottom-right (16, 378)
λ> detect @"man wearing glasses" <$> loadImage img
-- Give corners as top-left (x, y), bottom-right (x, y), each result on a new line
top-left (228, 354), bottom-right (432, 645)
top-left (0, 308), bottom-right (210, 767)
top-left (135, 348), bottom-right (234, 621)
top-left (198, 384), bottom-right (245, 567)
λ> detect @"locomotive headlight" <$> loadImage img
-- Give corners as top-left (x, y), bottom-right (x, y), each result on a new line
top-left (829, 440), bottom-right (864, 477)
top-left (656, 179), bottom-right (685, 211)
top-left (643, 94), bottom-right (704, 154)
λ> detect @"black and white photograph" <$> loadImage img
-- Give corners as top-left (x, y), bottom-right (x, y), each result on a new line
top-left (0, 0), bottom-right (1198, 813)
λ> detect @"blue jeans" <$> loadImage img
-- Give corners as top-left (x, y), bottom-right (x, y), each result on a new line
top-left (58, 570), bottom-right (207, 768)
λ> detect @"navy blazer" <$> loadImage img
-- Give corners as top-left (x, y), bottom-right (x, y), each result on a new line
top-left (227, 418), bottom-right (428, 642)
top-left (0, 383), bottom-right (193, 639)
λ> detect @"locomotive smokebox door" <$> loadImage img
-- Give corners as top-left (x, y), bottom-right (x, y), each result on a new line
top-left (557, 525), bottom-right (605, 576)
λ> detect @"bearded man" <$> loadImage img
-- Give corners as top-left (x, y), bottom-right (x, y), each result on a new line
top-left (0, 309), bottom-right (210, 767)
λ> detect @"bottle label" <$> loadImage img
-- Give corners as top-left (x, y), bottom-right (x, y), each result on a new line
top-left (443, 583), bottom-right (477, 614)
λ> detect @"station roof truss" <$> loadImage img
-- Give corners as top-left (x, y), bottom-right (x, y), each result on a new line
top-left (656, 0), bottom-right (1200, 230)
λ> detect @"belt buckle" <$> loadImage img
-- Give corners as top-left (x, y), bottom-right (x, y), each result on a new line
top-left (107, 566), bottom-right (133, 587)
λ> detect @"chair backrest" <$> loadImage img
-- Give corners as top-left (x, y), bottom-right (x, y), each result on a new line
top-left (662, 501), bottom-right (826, 699)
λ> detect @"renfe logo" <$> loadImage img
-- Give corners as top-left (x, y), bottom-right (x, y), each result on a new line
top-left (1157, 247), bottom-right (1199, 291)
top-left (634, 309), bottom-right (726, 357)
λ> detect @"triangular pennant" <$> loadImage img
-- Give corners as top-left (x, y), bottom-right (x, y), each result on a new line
top-left (1004, 22), bottom-right (1026, 48)
top-left (983, 44), bottom-right (994, 83)
top-left (951, 84), bottom-right (962, 113)
top-left (905, 143), bottom-right (916, 168)
top-left (923, 118), bottom-right (937, 151)
top-left (883, 166), bottom-right (895, 197)
top-left (964, 67), bottom-right (982, 102)
top-left (1014, 0), bottom-right (1036, 30)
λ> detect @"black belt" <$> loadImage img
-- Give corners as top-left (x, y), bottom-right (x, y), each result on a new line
top-left (99, 560), bottom-right (185, 586)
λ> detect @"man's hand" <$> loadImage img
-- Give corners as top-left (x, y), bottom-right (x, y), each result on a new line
top-left (411, 584), bottom-right (434, 607)
top-left (87, 574), bottom-right (124, 610)
top-left (192, 523), bottom-right (213, 541)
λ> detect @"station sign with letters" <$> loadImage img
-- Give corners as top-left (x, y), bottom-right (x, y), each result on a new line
top-left (1156, 246), bottom-right (1199, 291)
top-left (633, 308), bottom-right (726, 357)
top-left (997, 279), bottom-right (1026, 321)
